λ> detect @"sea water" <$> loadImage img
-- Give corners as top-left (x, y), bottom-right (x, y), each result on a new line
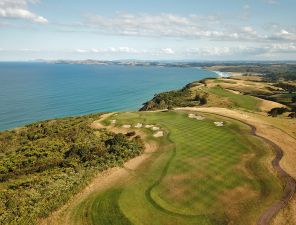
top-left (0, 62), bottom-right (216, 130)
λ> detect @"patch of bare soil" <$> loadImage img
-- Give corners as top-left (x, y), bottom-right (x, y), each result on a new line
top-left (38, 113), bottom-right (158, 225)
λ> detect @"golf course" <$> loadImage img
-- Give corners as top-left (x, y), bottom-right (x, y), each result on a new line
top-left (42, 110), bottom-right (284, 225)
top-left (2, 75), bottom-right (296, 225)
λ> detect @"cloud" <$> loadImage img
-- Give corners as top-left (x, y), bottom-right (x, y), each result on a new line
top-left (0, 0), bottom-right (48, 24)
top-left (186, 43), bottom-right (296, 57)
top-left (73, 44), bottom-right (296, 58)
top-left (263, 0), bottom-right (279, 4)
top-left (75, 47), bottom-right (146, 54)
top-left (270, 43), bottom-right (296, 53)
top-left (75, 47), bottom-right (177, 55)
top-left (161, 48), bottom-right (175, 55)
top-left (82, 13), bottom-right (234, 40)
top-left (76, 48), bottom-right (88, 53)
top-left (77, 12), bottom-right (296, 43)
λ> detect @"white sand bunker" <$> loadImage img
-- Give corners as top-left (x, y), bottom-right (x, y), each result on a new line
top-left (153, 131), bottom-right (164, 137)
top-left (134, 123), bottom-right (143, 128)
top-left (110, 120), bottom-right (116, 124)
top-left (145, 125), bottom-right (154, 128)
top-left (122, 125), bottom-right (131, 128)
top-left (152, 126), bottom-right (160, 131)
top-left (188, 114), bottom-right (205, 120)
top-left (214, 122), bottom-right (224, 127)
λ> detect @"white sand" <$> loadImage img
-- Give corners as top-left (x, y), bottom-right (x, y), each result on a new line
top-left (153, 131), bottom-right (164, 137)
top-left (214, 122), bottom-right (224, 127)
top-left (110, 120), bottom-right (116, 124)
top-left (188, 113), bottom-right (205, 120)
top-left (152, 126), bottom-right (160, 131)
top-left (122, 125), bottom-right (131, 128)
top-left (145, 125), bottom-right (154, 128)
top-left (134, 123), bottom-right (143, 128)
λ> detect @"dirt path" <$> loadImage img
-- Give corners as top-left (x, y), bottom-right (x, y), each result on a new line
top-left (38, 113), bottom-right (158, 225)
top-left (176, 107), bottom-right (296, 225)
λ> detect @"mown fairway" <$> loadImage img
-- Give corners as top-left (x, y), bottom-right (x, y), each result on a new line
top-left (69, 111), bottom-right (282, 225)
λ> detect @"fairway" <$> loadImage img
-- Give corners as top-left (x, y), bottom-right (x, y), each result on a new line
top-left (68, 111), bottom-right (282, 225)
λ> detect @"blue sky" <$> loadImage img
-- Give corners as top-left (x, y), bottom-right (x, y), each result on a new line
top-left (0, 0), bottom-right (295, 61)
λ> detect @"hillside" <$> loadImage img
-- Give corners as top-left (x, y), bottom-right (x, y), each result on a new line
top-left (140, 75), bottom-right (296, 116)
top-left (0, 114), bottom-right (144, 224)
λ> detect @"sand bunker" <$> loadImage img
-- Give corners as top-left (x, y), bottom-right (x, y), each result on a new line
top-left (122, 125), bottom-right (131, 128)
top-left (134, 123), bottom-right (143, 128)
top-left (152, 126), bottom-right (160, 131)
top-left (214, 122), bottom-right (224, 127)
top-left (110, 120), bottom-right (116, 124)
top-left (145, 125), bottom-right (154, 128)
top-left (153, 131), bottom-right (164, 137)
top-left (188, 113), bottom-right (205, 120)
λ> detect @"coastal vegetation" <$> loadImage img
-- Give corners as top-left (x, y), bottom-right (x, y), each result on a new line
top-left (0, 114), bottom-right (144, 224)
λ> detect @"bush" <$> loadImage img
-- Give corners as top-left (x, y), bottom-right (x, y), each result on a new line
top-left (199, 96), bottom-right (208, 105)
top-left (0, 114), bottom-right (144, 224)
top-left (288, 112), bottom-right (296, 118)
top-left (268, 107), bottom-right (288, 117)
top-left (140, 85), bottom-right (199, 111)
top-left (126, 131), bottom-right (136, 137)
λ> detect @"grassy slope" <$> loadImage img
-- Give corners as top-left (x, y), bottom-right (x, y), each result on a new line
top-left (207, 86), bottom-right (260, 111)
top-left (69, 111), bottom-right (282, 225)
top-left (140, 77), bottom-right (265, 112)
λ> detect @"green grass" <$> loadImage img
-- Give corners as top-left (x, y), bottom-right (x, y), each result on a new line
top-left (71, 189), bottom-right (132, 225)
top-left (70, 111), bottom-right (282, 225)
top-left (208, 86), bottom-right (261, 111)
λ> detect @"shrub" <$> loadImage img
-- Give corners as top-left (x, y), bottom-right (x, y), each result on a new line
top-left (288, 112), bottom-right (296, 118)
top-left (126, 131), bottom-right (136, 137)
top-left (0, 114), bottom-right (144, 224)
top-left (268, 107), bottom-right (288, 117)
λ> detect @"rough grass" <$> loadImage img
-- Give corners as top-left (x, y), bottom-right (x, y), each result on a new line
top-left (69, 111), bottom-right (282, 225)
top-left (208, 86), bottom-right (261, 111)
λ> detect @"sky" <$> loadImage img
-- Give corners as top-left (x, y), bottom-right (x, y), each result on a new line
top-left (0, 0), bottom-right (296, 61)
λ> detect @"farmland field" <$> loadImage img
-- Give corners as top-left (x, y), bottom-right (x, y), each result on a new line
top-left (67, 111), bottom-right (282, 225)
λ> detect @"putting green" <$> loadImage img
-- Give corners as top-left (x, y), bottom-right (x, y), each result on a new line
top-left (70, 111), bottom-right (282, 225)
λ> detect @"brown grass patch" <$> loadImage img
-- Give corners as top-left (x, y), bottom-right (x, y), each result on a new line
top-left (235, 153), bottom-right (256, 179)
top-left (161, 174), bottom-right (192, 201)
top-left (257, 98), bottom-right (286, 112)
top-left (219, 185), bottom-right (258, 223)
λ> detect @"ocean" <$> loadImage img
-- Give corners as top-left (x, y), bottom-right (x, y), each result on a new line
top-left (0, 62), bottom-right (216, 131)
